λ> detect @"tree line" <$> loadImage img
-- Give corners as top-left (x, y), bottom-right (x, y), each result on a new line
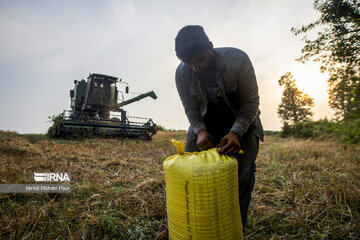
top-left (278, 0), bottom-right (360, 143)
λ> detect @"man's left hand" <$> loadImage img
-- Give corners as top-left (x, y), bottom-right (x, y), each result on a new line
top-left (218, 131), bottom-right (241, 155)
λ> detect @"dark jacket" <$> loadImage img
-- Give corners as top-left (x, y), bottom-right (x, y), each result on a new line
top-left (175, 47), bottom-right (264, 141)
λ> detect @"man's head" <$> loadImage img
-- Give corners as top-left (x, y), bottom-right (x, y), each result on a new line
top-left (175, 25), bottom-right (215, 73)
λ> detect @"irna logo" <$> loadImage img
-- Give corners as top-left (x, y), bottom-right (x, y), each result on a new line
top-left (34, 172), bottom-right (71, 182)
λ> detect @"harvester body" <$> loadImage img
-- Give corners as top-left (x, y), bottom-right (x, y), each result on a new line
top-left (57, 73), bottom-right (157, 139)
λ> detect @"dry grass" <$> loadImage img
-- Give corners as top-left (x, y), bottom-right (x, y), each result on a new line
top-left (0, 130), bottom-right (359, 239)
top-left (248, 136), bottom-right (360, 239)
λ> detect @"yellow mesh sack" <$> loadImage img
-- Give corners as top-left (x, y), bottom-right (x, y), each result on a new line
top-left (163, 139), bottom-right (243, 240)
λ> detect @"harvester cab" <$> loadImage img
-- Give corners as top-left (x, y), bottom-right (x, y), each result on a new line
top-left (58, 73), bottom-right (158, 140)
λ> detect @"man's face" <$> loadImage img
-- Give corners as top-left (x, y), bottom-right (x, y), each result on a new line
top-left (184, 50), bottom-right (213, 73)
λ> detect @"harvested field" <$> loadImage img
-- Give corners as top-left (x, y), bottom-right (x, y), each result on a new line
top-left (0, 130), bottom-right (359, 239)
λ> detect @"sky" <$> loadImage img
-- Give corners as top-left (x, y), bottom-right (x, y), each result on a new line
top-left (0, 0), bottom-right (334, 134)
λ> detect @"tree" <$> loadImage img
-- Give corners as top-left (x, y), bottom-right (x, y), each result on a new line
top-left (327, 67), bottom-right (360, 118)
top-left (278, 72), bottom-right (314, 124)
top-left (291, 0), bottom-right (360, 119)
top-left (292, 0), bottom-right (360, 68)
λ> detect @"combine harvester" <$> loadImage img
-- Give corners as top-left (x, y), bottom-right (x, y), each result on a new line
top-left (55, 73), bottom-right (158, 140)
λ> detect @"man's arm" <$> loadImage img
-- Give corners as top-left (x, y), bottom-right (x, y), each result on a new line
top-left (230, 53), bottom-right (259, 138)
top-left (175, 66), bottom-right (215, 150)
top-left (175, 65), bottom-right (207, 134)
top-left (219, 53), bottom-right (259, 155)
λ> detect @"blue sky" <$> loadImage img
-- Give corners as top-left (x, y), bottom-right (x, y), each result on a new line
top-left (0, 0), bottom-right (332, 133)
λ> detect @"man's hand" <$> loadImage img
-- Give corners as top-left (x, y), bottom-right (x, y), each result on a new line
top-left (197, 129), bottom-right (214, 151)
top-left (218, 131), bottom-right (241, 155)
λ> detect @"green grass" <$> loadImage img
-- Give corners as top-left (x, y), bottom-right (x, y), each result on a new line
top-left (21, 134), bottom-right (47, 143)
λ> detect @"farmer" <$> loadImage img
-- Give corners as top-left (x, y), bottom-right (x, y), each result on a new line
top-left (175, 25), bottom-right (264, 229)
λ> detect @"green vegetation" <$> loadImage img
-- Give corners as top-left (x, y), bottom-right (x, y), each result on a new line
top-left (46, 113), bottom-right (64, 138)
top-left (21, 134), bottom-right (47, 143)
top-left (263, 130), bottom-right (281, 136)
top-left (156, 125), bottom-right (167, 131)
top-left (280, 118), bottom-right (360, 144)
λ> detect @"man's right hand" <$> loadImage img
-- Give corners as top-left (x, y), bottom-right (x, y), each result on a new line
top-left (197, 129), bottom-right (214, 151)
